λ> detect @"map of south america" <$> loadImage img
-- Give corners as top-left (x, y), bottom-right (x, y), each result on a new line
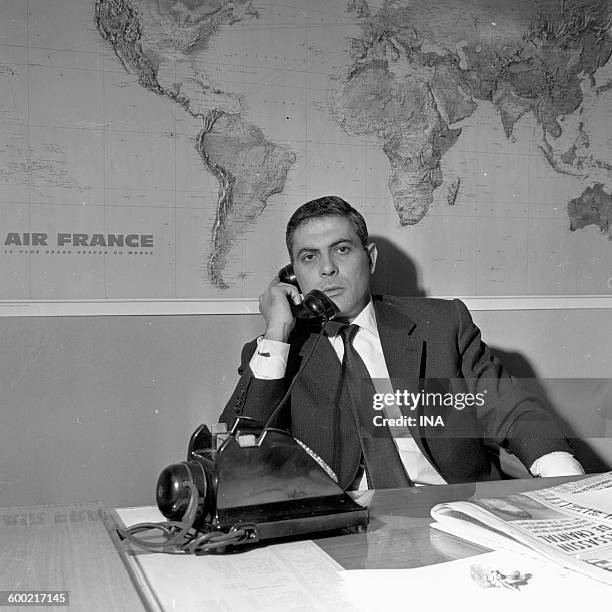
top-left (95, 0), bottom-right (295, 289)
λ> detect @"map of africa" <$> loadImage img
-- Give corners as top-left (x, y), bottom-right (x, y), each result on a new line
top-left (1, 0), bottom-right (611, 300)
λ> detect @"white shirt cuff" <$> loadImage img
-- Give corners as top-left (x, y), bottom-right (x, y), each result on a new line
top-left (249, 336), bottom-right (290, 379)
top-left (530, 451), bottom-right (585, 478)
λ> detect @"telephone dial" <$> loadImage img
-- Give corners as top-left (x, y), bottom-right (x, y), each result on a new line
top-left (277, 264), bottom-right (338, 321)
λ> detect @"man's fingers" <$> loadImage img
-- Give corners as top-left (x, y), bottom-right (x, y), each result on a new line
top-left (283, 283), bottom-right (302, 305)
top-left (267, 275), bottom-right (281, 289)
top-left (266, 276), bottom-right (302, 305)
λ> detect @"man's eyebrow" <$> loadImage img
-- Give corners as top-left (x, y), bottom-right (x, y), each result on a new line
top-left (295, 237), bottom-right (357, 257)
top-left (295, 246), bottom-right (320, 257)
top-left (330, 238), bottom-right (356, 247)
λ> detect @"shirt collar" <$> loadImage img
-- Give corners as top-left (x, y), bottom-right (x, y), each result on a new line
top-left (327, 297), bottom-right (378, 338)
top-left (351, 298), bottom-right (378, 336)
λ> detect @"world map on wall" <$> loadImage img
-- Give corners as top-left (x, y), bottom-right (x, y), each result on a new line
top-left (1, 0), bottom-right (611, 300)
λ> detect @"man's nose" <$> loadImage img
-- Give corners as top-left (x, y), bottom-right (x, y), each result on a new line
top-left (319, 254), bottom-right (338, 276)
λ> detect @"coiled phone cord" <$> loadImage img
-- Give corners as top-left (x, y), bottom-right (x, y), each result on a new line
top-left (117, 482), bottom-right (250, 554)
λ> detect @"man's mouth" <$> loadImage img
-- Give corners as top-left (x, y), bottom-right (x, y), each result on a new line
top-left (321, 286), bottom-right (343, 297)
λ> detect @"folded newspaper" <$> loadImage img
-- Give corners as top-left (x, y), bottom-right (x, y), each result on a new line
top-left (430, 472), bottom-right (612, 585)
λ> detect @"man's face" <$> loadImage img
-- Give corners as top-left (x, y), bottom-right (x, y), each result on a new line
top-left (291, 215), bottom-right (377, 321)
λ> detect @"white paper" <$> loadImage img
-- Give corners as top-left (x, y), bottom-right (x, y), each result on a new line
top-left (117, 507), bottom-right (357, 611)
top-left (340, 549), bottom-right (610, 611)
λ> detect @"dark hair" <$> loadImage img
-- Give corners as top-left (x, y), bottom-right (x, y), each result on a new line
top-left (285, 195), bottom-right (368, 260)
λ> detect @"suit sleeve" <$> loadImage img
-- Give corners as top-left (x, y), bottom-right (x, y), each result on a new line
top-left (453, 299), bottom-right (573, 468)
top-left (219, 339), bottom-right (289, 429)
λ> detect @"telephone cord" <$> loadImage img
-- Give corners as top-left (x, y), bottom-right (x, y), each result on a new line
top-left (263, 320), bottom-right (328, 429)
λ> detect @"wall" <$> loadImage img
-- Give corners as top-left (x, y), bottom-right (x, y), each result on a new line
top-left (0, 314), bottom-right (261, 509)
top-left (1, 307), bottom-right (611, 509)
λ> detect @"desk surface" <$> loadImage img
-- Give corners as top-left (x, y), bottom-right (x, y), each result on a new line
top-left (316, 476), bottom-right (582, 570)
top-left (0, 476), bottom-right (584, 611)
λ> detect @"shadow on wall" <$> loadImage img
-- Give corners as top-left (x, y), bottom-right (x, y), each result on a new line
top-left (493, 349), bottom-right (611, 474)
top-left (369, 235), bottom-right (426, 297)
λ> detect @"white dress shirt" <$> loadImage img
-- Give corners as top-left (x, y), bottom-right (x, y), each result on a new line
top-left (249, 300), bottom-right (584, 487)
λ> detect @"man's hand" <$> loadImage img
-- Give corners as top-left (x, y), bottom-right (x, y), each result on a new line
top-left (258, 277), bottom-right (302, 343)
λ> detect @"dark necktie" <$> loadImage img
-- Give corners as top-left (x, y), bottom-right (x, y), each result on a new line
top-left (338, 324), bottom-right (412, 489)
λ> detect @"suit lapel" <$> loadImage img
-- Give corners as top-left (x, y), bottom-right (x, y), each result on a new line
top-left (373, 299), bottom-right (422, 382)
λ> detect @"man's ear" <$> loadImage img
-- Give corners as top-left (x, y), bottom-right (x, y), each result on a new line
top-left (366, 242), bottom-right (378, 274)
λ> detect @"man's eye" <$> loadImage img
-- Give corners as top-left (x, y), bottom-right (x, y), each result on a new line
top-left (301, 253), bottom-right (315, 262)
top-left (336, 245), bottom-right (350, 254)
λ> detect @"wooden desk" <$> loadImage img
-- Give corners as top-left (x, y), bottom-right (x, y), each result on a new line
top-left (0, 477), bottom-right (583, 611)
top-left (0, 503), bottom-right (147, 611)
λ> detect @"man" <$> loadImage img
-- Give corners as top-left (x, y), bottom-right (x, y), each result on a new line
top-left (220, 196), bottom-right (584, 489)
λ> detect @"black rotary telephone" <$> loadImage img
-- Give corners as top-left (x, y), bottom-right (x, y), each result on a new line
top-left (116, 271), bottom-right (354, 557)
top-left (278, 264), bottom-right (338, 321)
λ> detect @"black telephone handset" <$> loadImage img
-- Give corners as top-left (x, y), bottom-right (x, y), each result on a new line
top-left (278, 264), bottom-right (338, 321)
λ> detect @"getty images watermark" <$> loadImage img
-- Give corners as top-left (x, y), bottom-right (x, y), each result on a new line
top-left (362, 377), bottom-right (612, 434)
top-left (371, 388), bottom-right (487, 428)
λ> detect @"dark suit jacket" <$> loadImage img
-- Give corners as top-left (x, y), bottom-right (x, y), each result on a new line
top-left (220, 296), bottom-right (572, 488)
